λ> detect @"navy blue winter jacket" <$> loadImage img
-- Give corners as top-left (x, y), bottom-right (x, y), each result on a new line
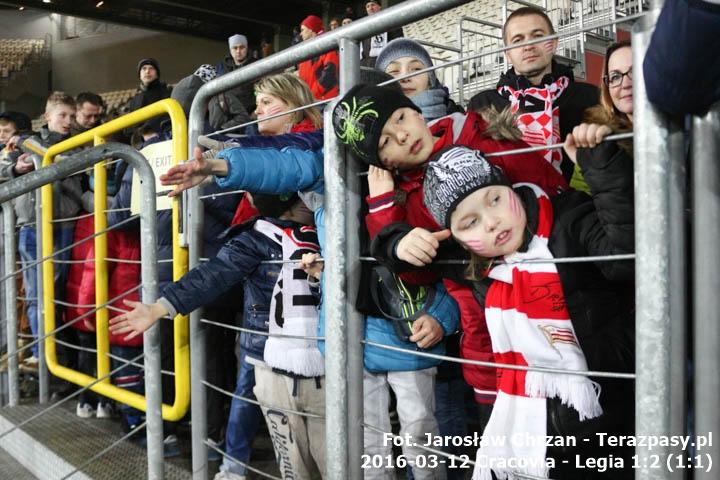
top-left (160, 218), bottom-right (301, 360)
top-left (643, 0), bottom-right (720, 116)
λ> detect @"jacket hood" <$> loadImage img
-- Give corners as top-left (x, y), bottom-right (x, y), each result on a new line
top-left (477, 106), bottom-right (523, 142)
top-left (497, 60), bottom-right (576, 90)
top-left (583, 104), bottom-right (634, 156)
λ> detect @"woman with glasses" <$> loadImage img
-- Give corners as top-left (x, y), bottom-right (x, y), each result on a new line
top-left (565, 40), bottom-right (634, 194)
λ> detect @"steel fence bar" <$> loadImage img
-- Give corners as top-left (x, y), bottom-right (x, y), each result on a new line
top-left (0, 210), bottom-right (6, 406)
top-left (35, 191), bottom-right (49, 403)
top-left (362, 340), bottom-right (635, 379)
top-left (0, 352), bottom-right (145, 441)
top-left (2, 206), bottom-right (19, 405)
top-left (59, 420), bottom-right (149, 480)
top-left (339, 36), bottom-right (365, 480)
top-left (323, 98), bottom-right (349, 480)
top-left (692, 104), bottom-right (720, 480)
top-left (632, 11), bottom-right (682, 480)
top-left (199, 318), bottom-right (324, 340)
top-left (204, 440), bottom-right (282, 480)
top-left (203, 380), bottom-right (324, 419)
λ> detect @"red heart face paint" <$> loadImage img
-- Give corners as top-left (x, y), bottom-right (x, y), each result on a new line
top-left (508, 188), bottom-right (522, 218)
top-left (464, 239), bottom-right (488, 255)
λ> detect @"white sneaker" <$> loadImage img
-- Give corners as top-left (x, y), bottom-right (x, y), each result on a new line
top-left (213, 470), bottom-right (246, 480)
top-left (76, 402), bottom-right (96, 418)
top-left (96, 402), bottom-right (114, 419)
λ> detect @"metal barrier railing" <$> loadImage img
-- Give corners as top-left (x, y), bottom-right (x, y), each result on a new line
top-left (20, 98), bottom-right (191, 425)
top-left (0, 0), bottom-right (710, 479)
top-left (0, 142), bottom-right (165, 477)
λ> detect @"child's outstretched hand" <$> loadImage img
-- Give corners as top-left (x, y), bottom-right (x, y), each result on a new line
top-left (409, 314), bottom-right (444, 349)
top-left (109, 299), bottom-right (168, 341)
top-left (396, 228), bottom-right (451, 267)
top-left (367, 165), bottom-right (395, 198)
top-left (300, 252), bottom-right (324, 280)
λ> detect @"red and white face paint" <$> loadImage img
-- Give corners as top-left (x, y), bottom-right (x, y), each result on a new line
top-left (255, 92), bottom-right (295, 136)
top-left (450, 186), bottom-right (528, 259)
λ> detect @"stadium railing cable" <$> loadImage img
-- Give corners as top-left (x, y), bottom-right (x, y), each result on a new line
top-left (0, 214), bottom-right (139, 284)
top-left (193, 12), bottom-right (645, 143)
top-left (4, 283), bottom-right (142, 358)
top-left (361, 339), bottom-right (635, 379)
top-left (199, 317), bottom-right (325, 341)
top-left (203, 381), bottom-right (324, 420)
top-left (0, 351), bottom-right (145, 441)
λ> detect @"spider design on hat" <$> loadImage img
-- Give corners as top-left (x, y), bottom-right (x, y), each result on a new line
top-left (335, 97), bottom-right (378, 157)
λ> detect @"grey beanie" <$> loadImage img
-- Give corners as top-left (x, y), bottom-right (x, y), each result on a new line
top-left (423, 146), bottom-right (510, 228)
top-left (228, 34), bottom-right (248, 48)
top-left (375, 38), bottom-right (439, 89)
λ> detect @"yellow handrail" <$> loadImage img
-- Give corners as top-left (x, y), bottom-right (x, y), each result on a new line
top-left (28, 99), bottom-right (190, 421)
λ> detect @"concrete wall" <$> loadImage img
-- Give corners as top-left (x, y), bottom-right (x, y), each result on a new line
top-left (1, 9), bottom-right (227, 111)
top-left (51, 29), bottom-right (227, 93)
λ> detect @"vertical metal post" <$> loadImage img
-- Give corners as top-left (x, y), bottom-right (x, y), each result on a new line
top-left (324, 96), bottom-right (349, 480)
top-left (35, 190), bottom-right (48, 404)
top-left (3, 207), bottom-right (19, 406)
top-left (188, 113), bottom-right (208, 479)
top-left (339, 37), bottom-right (364, 480)
top-left (456, 22), bottom-right (464, 106)
top-left (692, 105), bottom-right (720, 480)
top-left (0, 210), bottom-right (5, 406)
top-left (632, 12), bottom-right (682, 480)
top-left (138, 168), bottom-right (163, 480)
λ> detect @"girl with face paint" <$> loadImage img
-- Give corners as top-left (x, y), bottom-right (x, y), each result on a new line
top-left (421, 146), bottom-right (636, 480)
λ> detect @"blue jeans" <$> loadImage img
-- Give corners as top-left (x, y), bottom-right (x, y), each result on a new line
top-left (435, 378), bottom-right (471, 480)
top-left (18, 226), bottom-right (74, 357)
top-left (219, 352), bottom-right (262, 475)
top-left (111, 344), bottom-right (145, 427)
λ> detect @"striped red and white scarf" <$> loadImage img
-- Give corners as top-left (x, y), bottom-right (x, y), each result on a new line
top-left (473, 184), bottom-right (602, 480)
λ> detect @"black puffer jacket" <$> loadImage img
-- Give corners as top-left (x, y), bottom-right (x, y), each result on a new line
top-left (215, 55), bottom-right (257, 115)
top-left (468, 61), bottom-right (600, 182)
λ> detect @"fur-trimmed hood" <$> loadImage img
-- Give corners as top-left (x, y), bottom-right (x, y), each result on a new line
top-left (583, 105), bottom-right (633, 156)
top-left (478, 106), bottom-right (523, 141)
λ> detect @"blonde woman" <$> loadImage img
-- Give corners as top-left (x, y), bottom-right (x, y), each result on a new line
top-left (254, 72), bottom-right (322, 135)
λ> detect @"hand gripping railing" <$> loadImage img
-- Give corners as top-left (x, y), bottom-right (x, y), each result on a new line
top-left (185, 1), bottom-right (474, 478)
top-left (0, 142), bottom-right (165, 478)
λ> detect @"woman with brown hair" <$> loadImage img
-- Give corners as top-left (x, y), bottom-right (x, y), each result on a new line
top-left (566, 40), bottom-right (633, 193)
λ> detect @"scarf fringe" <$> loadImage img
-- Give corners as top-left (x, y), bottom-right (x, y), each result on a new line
top-left (526, 372), bottom-right (603, 421)
top-left (264, 340), bottom-right (325, 377)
